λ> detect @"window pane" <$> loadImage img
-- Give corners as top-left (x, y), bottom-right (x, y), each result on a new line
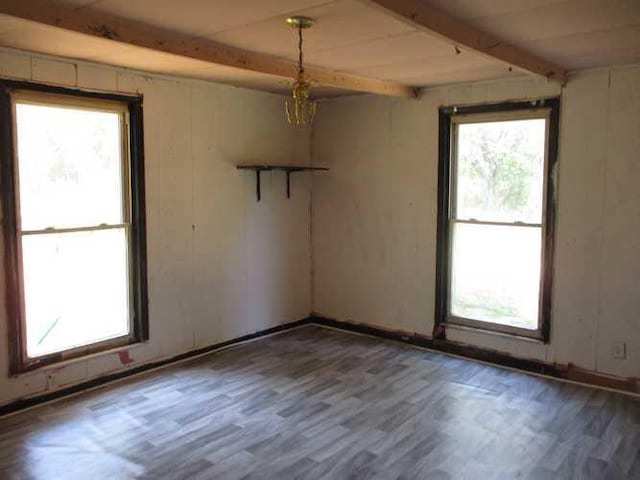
top-left (450, 223), bottom-right (541, 330)
top-left (455, 119), bottom-right (546, 223)
top-left (15, 103), bottom-right (124, 231)
top-left (22, 228), bottom-right (130, 357)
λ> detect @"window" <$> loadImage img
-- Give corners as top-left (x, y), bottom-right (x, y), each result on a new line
top-left (1, 81), bottom-right (148, 373)
top-left (436, 99), bottom-right (559, 341)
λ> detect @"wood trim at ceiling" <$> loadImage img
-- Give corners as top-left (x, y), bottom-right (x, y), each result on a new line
top-left (361, 0), bottom-right (569, 85)
top-left (0, 0), bottom-right (418, 98)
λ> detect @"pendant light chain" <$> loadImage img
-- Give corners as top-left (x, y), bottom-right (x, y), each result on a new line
top-left (298, 26), bottom-right (304, 76)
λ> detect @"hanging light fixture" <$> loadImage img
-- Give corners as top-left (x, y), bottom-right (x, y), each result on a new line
top-left (285, 16), bottom-right (317, 126)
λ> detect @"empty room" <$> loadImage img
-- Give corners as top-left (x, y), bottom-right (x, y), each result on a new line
top-left (0, 0), bottom-right (639, 478)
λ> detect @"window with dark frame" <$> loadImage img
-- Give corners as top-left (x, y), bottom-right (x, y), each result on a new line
top-left (1, 81), bottom-right (148, 374)
top-left (435, 99), bottom-right (559, 341)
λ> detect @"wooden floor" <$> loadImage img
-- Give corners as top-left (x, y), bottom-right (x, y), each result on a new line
top-left (0, 325), bottom-right (639, 480)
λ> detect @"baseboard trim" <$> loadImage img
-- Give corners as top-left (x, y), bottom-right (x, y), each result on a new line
top-left (310, 316), bottom-right (640, 396)
top-left (0, 317), bottom-right (313, 417)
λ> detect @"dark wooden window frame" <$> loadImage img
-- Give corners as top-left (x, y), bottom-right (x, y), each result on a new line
top-left (1, 80), bottom-right (148, 374)
top-left (435, 98), bottom-right (560, 343)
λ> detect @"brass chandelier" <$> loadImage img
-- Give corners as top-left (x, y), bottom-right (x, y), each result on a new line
top-left (285, 16), bottom-right (317, 126)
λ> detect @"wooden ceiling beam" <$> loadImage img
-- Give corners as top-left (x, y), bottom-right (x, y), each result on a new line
top-left (362, 0), bottom-right (569, 85)
top-left (0, 0), bottom-right (418, 98)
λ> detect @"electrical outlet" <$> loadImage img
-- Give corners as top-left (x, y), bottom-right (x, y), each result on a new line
top-left (612, 341), bottom-right (626, 360)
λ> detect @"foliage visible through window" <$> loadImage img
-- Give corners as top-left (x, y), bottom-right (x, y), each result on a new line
top-left (456, 121), bottom-right (544, 223)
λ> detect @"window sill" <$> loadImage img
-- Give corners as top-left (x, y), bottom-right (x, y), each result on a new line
top-left (12, 340), bottom-right (149, 379)
top-left (442, 322), bottom-right (546, 344)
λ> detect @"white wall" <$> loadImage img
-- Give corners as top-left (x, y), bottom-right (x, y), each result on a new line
top-left (0, 50), bottom-right (312, 406)
top-left (311, 65), bottom-right (640, 380)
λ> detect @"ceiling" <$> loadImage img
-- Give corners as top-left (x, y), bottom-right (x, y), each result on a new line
top-left (0, 0), bottom-right (639, 96)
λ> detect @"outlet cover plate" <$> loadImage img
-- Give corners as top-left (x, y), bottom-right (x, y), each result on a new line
top-left (612, 341), bottom-right (626, 360)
